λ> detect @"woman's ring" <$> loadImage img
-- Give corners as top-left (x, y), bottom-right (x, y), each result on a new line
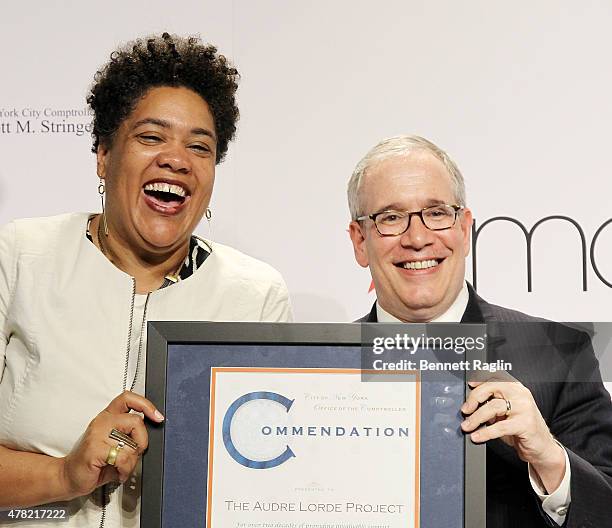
top-left (504, 399), bottom-right (512, 416)
top-left (109, 428), bottom-right (138, 450)
top-left (105, 444), bottom-right (123, 466)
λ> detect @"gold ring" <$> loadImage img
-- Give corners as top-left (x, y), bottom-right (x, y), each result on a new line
top-left (109, 428), bottom-right (138, 451)
top-left (504, 399), bottom-right (512, 416)
top-left (105, 444), bottom-right (123, 466)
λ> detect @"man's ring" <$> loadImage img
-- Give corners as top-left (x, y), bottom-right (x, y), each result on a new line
top-left (105, 444), bottom-right (123, 466)
top-left (109, 428), bottom-right (138, 450)
top-left (504, 399), bottom-right (512, 416)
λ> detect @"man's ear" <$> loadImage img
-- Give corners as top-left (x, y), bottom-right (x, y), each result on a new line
top-left (348, 221), bottom-right (369, 268)
top-left (460, 207), bottom-right (473, 256)
top-left (96, 143), bottom-right (110, 180)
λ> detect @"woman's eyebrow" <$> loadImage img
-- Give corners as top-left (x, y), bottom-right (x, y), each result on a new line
top-left (132, 117), bottom-right (169, 129)
top-left (132, 118), bottom-right (216, 140)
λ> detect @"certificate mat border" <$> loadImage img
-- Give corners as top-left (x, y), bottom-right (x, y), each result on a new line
top-left (207, 367), bottom-right (421, 527)
top-left (141, 322), bottom-right (486, 528)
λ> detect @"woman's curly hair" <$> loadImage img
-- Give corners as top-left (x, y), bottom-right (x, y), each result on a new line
top-left (87, 32), bottom-right (239, 163)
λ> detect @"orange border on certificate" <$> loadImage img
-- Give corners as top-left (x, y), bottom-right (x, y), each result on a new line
top-left (206, 367), bottom-right (421, 528)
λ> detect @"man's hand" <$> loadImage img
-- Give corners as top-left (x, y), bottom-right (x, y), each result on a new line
top-left (461, 379), bottom-right (566, 493)
top-left (59, 391), bottom-right (164, 500)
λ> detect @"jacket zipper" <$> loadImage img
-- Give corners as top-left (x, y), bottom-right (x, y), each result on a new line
top-left (99, 280), bottom-right (150, 527)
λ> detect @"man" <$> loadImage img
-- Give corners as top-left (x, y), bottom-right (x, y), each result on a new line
top-left (348, 135), bottom-right (612, 527)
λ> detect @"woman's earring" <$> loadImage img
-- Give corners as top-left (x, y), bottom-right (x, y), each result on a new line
top-left (204, 207), bottom-right (213, 238)
top-left (98, 180), bottom-right (109, 236)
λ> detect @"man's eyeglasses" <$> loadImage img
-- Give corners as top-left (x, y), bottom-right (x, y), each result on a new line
top-left (356, 204), bottom-right (463, 236)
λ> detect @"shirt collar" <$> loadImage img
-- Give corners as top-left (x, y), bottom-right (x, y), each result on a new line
top-left (376, 281), bottom-right (469, 323)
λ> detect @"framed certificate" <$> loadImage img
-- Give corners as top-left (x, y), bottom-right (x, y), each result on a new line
top-left (142, 322), bottom-right (486, 528)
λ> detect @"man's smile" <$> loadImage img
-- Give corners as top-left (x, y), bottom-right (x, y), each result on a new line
top-left (394, 258), bottom-right (442, 270)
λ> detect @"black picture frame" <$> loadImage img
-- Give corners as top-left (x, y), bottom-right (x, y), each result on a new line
top-left (142, 322), bottom-right (486, 528)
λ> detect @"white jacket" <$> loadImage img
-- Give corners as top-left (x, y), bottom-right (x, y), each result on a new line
top-left (0, 213), bottom-right (292, 527)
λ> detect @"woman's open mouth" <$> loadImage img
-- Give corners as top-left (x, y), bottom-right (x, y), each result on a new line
top-left (142, 181), bottom-right (190, 214)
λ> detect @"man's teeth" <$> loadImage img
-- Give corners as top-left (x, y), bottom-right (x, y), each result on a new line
top-left (144, 182), bottom-right (187, 197)
top-left (402, 259), bottom-right (439, 270)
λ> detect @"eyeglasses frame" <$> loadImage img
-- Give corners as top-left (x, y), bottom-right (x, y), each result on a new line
top-left (356, 204), bottom-right (464, 236)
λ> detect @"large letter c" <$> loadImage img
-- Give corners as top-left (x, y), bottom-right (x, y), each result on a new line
top-left (222, 391), bottom-right (296, 469)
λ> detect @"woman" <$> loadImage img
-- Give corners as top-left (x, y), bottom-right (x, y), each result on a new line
top-left (0, 34), bottom-right (291, 527)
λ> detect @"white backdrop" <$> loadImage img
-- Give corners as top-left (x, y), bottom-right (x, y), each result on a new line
top-left (1, 1), bottom-right (610, 329)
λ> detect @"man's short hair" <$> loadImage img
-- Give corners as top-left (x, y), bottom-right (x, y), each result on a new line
top-left (347, 135), bottom-right (467, 220)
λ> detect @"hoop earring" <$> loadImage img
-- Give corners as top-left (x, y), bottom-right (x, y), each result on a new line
top-left (204, 207), bottom-right (213, 239)
top-left (98, 180), bottom-right (109, 236)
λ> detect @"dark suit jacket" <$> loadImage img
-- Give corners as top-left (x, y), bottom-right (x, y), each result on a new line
top-left (359, 285), bottom-right (612, 528)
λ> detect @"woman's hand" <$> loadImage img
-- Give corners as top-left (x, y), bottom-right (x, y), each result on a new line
top-left (59, 391), bottom-right (164, 499)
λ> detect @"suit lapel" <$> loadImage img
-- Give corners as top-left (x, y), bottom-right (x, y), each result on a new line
top-left (355, 303), bottom-right (378, 323)
top-left (365, 303), bottom-right (377, 322)
top-left (461, 283), bottom-right (487, 323)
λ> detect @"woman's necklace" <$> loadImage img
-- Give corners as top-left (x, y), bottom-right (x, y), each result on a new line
top-left (96, 214), bottom-right (187, 286)
top-left (96, 215), bottom-right (112, 261)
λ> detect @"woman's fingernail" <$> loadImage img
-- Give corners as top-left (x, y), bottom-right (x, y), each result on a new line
top-left (154, 410), bottom-right (165, 421)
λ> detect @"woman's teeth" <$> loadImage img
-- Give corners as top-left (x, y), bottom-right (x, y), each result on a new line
top-left (144, 182), bottom-right (187, 197)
